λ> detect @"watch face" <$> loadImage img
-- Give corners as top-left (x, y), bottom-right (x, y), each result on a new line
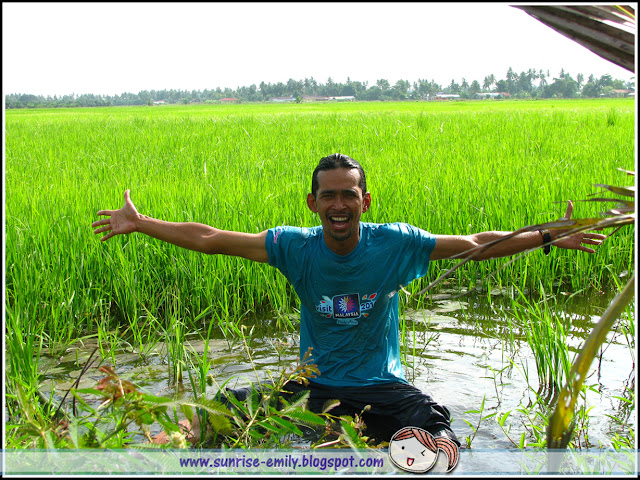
top-left (543, 231), bottom-right (552, 254)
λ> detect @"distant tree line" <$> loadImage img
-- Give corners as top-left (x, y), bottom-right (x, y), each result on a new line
top-left (5, 67), bottom-right (634, 109)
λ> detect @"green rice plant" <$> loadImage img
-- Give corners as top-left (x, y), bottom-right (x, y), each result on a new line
top-left (607, 107), bottom-right (619, 127)
top-left (5, 308), bottom-right (44, 394)
top-left (6, 99), bottom-right (634, 345)
top-left (462, 395), bottom-right (496, 449)
top-left (510, 285), bottom-right (574, 403)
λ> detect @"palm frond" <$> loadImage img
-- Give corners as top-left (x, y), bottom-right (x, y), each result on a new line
top-left (514, 5), bottom-right (635, 73)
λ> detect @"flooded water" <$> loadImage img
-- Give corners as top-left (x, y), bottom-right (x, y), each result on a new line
top-left (32, 287), bottom-right (635, 452)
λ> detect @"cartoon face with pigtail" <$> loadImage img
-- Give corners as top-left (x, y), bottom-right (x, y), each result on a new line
top-left (388, 427), bottom-right (459, 473)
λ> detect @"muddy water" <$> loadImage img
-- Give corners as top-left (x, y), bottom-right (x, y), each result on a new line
top-left (34, 288), bottom-right (635, 450)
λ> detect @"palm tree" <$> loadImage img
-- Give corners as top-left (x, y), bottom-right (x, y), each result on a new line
top-left (376, 79), bottom-right (390, 91)
top-left (539, 70), bottom-right (548, 87)
top-left (482, 76), bottom-right (491, 91)
top-left (483, 74), bottom-right (496, 91)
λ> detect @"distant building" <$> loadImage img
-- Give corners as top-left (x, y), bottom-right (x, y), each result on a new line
top-left (434, 93), bottom-right (460, 100)
top-left (220, 98), bottom-right (238, 102)
top-left (270, 97), bottom-right (296, 102)
top-left (152, 100), bottom-right (165, 105)
top-left (476, 92), bottom-right (501, 99)
top-left (475, 92), bottom-right (511, 99)
top-left (302, 96), bottom-right (329, 102)
top-left (611, 89), bottom-right (630, 97)
top-left (328, 96), bottom-right (355, 102)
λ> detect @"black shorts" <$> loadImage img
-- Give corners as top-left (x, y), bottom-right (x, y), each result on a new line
top-left (219, 380), bottom-right (459, 445)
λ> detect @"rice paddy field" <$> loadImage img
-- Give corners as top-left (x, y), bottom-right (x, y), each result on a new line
top-left (4, 98), bottom-right (636, 456)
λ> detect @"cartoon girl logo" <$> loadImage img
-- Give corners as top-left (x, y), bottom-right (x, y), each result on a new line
top-left (388, 427), bottom-right (459, 473)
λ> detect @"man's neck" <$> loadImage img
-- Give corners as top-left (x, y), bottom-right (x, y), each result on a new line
top-left (323, 228), bottom-right (361, 256)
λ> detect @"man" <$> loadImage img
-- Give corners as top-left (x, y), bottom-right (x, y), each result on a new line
top-left (92, 153), bottom-right (605, 444)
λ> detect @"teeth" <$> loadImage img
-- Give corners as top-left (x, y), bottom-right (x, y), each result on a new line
top-left (331, 216), bottom-right (348, 222)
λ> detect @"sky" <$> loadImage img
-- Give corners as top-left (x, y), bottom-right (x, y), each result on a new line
top-left (2, 2), bottom-right (635, 97)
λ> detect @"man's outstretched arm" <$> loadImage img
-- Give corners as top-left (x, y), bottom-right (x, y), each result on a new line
top-left (91, 190), bottom-right (269, 263)
top-left (431, 200), bottom-right (607, 261)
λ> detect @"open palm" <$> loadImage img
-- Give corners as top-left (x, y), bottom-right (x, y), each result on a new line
top-left (92, 190), bottom-right (139, 241)
top-left (553, 200), bottom-right (606, 254)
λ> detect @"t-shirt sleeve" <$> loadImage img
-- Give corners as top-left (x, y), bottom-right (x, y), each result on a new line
top-left (392, 223), bottom-right (436, 287)
top-left (265, 226), bottom-right (309, 282)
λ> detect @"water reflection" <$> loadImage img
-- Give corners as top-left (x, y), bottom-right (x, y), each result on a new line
top-left (32, 289), bottom-right (635, 450)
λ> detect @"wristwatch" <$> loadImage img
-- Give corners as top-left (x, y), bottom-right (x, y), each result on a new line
top-left (540, 230), bottom-right (552, 255)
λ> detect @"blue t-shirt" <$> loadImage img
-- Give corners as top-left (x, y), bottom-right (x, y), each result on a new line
top-left (265, 222), bottom-right (436, 387)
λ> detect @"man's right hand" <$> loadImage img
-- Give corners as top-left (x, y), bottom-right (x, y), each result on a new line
top-left (91, 190), bottom-right (269, 262)
top-left (92, 189), bottom-right (139, 241)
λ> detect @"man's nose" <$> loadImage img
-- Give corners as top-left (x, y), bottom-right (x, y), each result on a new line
top-left (332, 194), bottom-right (346, 209)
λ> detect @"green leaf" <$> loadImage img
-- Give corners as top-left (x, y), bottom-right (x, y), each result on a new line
top-left (139, 412), bottom-right (156, 425)
top-left (340, 420), bottom-right (365, 449)
top-left (258, 420), bottom-right (286, 435)
top-left (180, 403), bottom-right (194, 423)
top-left (157, 415), bottom-right (180, 433)
top-left (463, 420), bottom-right (477, 432)
top-left (142, 394), bottom-right (174, 404)
top-left (322, 399), bottom-right (340, 413)
top-left (611, 395), bottom-right (633, 404)
top-left (280, 390), bottom-right (311, 411)
top-left (208, 414), bottom-right (232, 435)
top-left (269, 416), bottom-right (303, 436)
top-left (282, 409), bottom-right (326, 426)
top-left (248, 429), bottom-right (265, 440)
top-left (75, 387), bottom-right (108, 397)
top-left (498, 411), bottom-right (511, 426)
top-left (198, 398), bottom-right (234, 417)
top-left (70, 390), bottom-right (99, 414)
top-left (66, 418), bottom-right (80, 448)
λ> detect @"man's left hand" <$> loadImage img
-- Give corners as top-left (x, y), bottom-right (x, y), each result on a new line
top-left (552, 200), bottom-right (607, 254)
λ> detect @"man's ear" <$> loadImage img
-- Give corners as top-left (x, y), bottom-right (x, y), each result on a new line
top-left (307, 193), bottom-right (318, 213)
top-left (362, 192), bottom-right (371, 213)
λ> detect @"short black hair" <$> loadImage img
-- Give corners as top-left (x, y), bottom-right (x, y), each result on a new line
top-left (311, 153), bottom-right (367, 198)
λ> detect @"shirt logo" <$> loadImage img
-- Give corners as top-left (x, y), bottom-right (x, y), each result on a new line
top-left (334, 294), bottom-right (360, 319)
top-left (315, 293), bottom-right (378, 325)
top-left (272, 228), bottom-right (282, 244)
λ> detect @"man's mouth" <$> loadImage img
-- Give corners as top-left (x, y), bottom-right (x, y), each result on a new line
top-left (328, 214), bottom-right (350, 229)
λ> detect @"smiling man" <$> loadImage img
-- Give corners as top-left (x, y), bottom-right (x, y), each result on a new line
top-left (93, 153), bottom-right (605, 444)
top-left (307, 160), bottom-right (371, 253)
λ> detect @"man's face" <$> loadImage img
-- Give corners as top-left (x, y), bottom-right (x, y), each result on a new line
top-left (307, 167), bottom-right (371, 255)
